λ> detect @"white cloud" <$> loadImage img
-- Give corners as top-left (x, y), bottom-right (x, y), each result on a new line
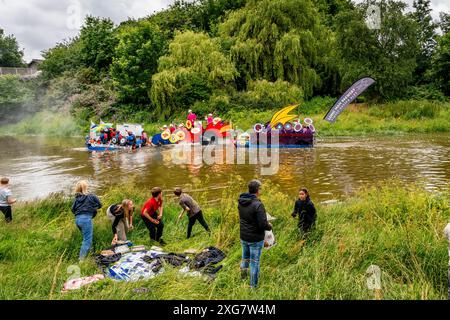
top-left (0, 0), bottom-right (174, 61)
top-left (0, 0), bottom-right (448, 63)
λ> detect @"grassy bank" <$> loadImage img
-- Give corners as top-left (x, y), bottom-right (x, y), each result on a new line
top-left (0, 179), bottom-right (448, 300)
top-left (0, 111), bottom-right (83, 137)
top-left (1, 100), bottom-right (449, 138)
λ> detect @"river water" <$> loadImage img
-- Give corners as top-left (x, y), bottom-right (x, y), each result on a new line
top-left (0, 134), bottom-right (448, 203)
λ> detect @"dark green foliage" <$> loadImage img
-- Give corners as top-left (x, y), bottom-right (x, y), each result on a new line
top-left (403, 85), bottom-right (449, 102)
top-left (151, 30), bottom-right (237, 119)
top-left (40, 40), bottom-right (82, 79)
top-left (335, 0), bottom-right (420, 100)
top-left (147, 0), bottom-right (248, 37)
top-left (111, 21), bottom-right (167, 106)
top-left (430, 31), bottom-right (450, 96)
top-left (368, 100), bottom-right (444, 119)
top-left (79, 16), bottom-right (118, 73)
top-left (439, 12), bottom-right (450, 34)
top-left (301, 96), bottom-right (337, 114)
top-left (219, 0), bottom-right (334, 97)
top-left (0, 28), bottom-right (25, 67)
top-left (411, 0), bottom-right (438, 83)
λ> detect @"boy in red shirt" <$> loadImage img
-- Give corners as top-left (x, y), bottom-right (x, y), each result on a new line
top-left (141, 187), bottom-right (166, 245)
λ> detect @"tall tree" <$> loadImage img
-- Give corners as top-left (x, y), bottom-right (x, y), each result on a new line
top-left (40, 39), bottom-right (82, 79)
top-left (430, 30), bottom-right (450, 96)
top-left (218, 0), bottom-right (334, 97)
top-left (412, 0), bottom-right (438, 83)
top-left (79, 16), bottom-right (118, 73)
top-left (151, 30), bottom-right (237, 118)
top-left (0, 28), bottom-right (25, 67)
top-left (111, 21), bottom-right (167, 106)
top-left (335, 0), bottom-right (419, 100)
top-left (439, 12), bottom-right (450, 34)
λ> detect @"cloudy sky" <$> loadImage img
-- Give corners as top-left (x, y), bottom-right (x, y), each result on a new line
top-left (0, 0), bottom-right (448, 62)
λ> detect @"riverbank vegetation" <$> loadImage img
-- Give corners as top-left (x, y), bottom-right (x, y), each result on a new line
top-left (1, 99), bottom-right (448, 137)
top-left (1, 0), bottom-right (449, 134)
top-left (0, 179), bottom-right (448, 299)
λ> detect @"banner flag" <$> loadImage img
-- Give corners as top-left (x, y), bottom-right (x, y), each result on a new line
top-left (324, 77), bottom-right (375, 123)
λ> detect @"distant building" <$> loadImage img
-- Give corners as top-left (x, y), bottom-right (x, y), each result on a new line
top-left (0, 58), bottom-right (43, 78)
top-left (27, 59), bottom-right (43, 72)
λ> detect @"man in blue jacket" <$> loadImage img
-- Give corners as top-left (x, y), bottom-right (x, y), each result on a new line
top-left (238, 179), bottom-right (272, 288)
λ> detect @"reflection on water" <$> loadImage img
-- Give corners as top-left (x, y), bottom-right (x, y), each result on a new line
top-left (0, 134), bottom-right (448, 203)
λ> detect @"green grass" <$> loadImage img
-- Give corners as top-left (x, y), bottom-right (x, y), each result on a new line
top-left (0, 179), bottom-right (448, 300)
top-left (0, 111), bottom-right (83, 137)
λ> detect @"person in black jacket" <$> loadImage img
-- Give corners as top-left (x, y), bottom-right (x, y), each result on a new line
top-left (292, 188), bottom-right (316, 235)
top-left (238, 179), bottom-right (272, 288)
top-left (71, 180), bottom-right (102, 261)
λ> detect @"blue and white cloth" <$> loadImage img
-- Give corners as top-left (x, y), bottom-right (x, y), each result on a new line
top-left (107, 250), bottom-right (165, 282)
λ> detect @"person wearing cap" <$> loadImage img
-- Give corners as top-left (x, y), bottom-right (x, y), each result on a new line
top-left (187, 110), bottom-right (197, 123)
top-left (206, 113), bottom-right (213, 125)
top-left (169, 124), bottom-right (176, 133)
top-left (0, 178), bottom-right (16, 223)
top-left (174, 188), bottom-right (210, 239)
top-left (159, 125), bottom-right (168, 131)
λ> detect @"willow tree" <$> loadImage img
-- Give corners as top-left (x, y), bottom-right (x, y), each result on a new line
top-left (151, 30), bottom-right (237, 118)
top-left (218, 0), bottom-right (334, 97)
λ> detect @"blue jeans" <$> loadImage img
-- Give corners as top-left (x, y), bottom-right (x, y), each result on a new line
top-left (240, 239), bottom-right (264, 288)
top-left (75, 214), bottom-right (93, 260)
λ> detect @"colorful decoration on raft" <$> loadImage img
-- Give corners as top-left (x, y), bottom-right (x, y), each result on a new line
top-left (153, 116), bottom-right (233, 146)
top-left (269, 104), bottom-right (299, 128)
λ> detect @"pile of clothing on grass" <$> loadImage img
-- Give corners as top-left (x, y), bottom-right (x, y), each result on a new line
top-left (61, 241), bottom-right (226, 292)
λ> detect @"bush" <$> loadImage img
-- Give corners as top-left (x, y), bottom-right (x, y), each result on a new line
top-left (403, 85), bottom-right (449, 102)
top-left (369, 100), bottom-right (445, 120)
top-left (301, 96), bottom-right (336, 114)
top-left (231, 80), bottom-right (303, 110)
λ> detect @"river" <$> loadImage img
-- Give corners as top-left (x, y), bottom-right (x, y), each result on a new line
top-left (0, 134), bottom-right (448, 203)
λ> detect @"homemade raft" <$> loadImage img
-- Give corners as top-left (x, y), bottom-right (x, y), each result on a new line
top-left (235, 105), bottom-right (316, 148)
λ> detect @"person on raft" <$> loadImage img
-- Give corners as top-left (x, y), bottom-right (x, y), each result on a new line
top-left (141, 187), bottom-right (166, 245)
top-left (127, 131), bottom-right (137, 149)
top-left (187, 109), bottom-right (197, 123)
top-left (159, 125), bottom-right (168, 131)
top-left (0, 177), bottom-right (16, 223)
top-left (174, 187), bottom-right (210, 239)
top-left (291, 188), bottom-right (317, 236)
top-left (141, 131), bottom-right (148, 146)
top-left (206, 113), bottom-right (213, 125)
top-left (107, 199), bottom-right (134, 245)
top-left (238, 180), bottom-right (272, 288)
top-left (169, 124), bottom-right (176, 133)
top-left (100, 129), bottom-right (109, 144)
top-left (71, 180), bottom-right (102, 261)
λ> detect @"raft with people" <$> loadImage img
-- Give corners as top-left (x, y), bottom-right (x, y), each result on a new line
top-left (85, 122), bottom-right (149, 152)
top-left (150, 110), bottom-right (234, 147)
top-left (235, 104), bottom-right (315, 148)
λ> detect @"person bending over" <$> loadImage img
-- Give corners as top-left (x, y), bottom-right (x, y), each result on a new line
top-left (107, 199), bottom-right (134, 245)
top-left (174, 187), bottom-right (210, 239)
top-left (141, 187), bottom-right (166, 245)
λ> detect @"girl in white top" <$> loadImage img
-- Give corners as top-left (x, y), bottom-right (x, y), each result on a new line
top-left (0, 177), bottom-right (16, 223)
